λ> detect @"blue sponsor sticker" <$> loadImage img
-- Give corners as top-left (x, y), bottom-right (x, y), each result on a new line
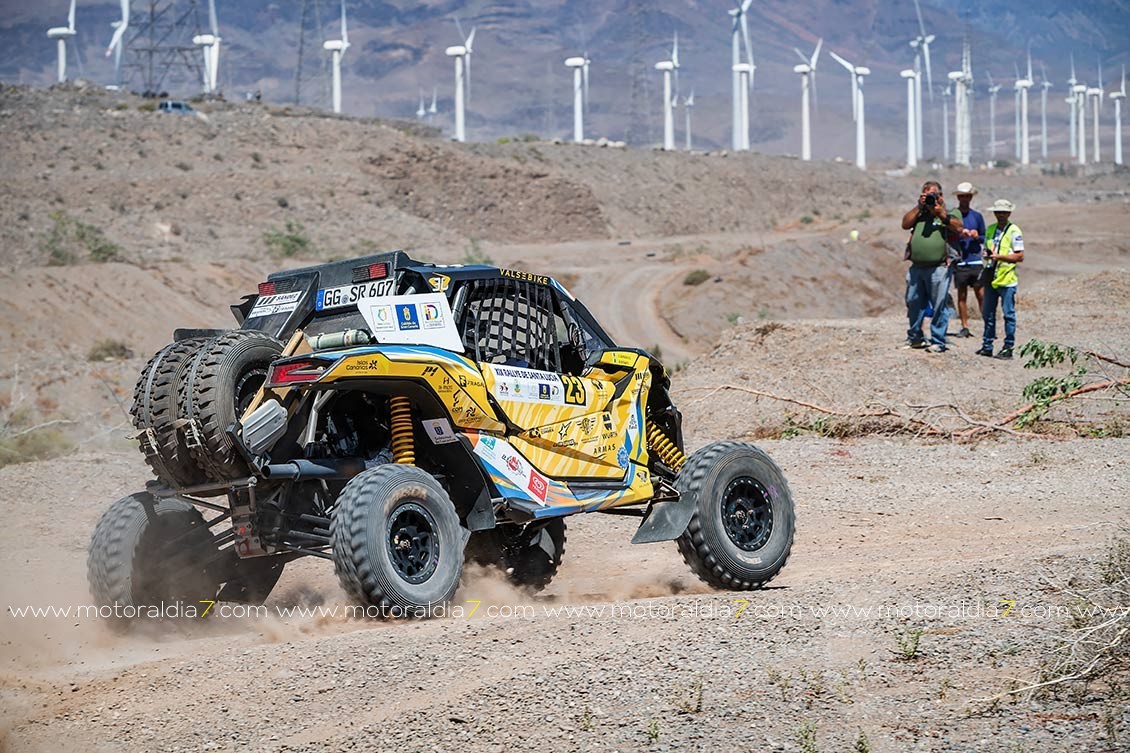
top-left (617, 446), bottom-right (629, 469)
top-left (315, 289), bottom-right (326, 310)
top-left (395, 304), bottom-right (420, 330)
top-left (480, 436), bottom-right (497, 451)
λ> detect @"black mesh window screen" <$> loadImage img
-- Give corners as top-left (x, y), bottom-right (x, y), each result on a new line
top-left (459, 279), bottom-right (561, 373)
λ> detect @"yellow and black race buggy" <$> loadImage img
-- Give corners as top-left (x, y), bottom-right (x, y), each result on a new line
top-left (88, 252), bottom-right (794, 619)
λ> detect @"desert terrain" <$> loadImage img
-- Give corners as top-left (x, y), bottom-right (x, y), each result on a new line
top-left (1, 84), bottom-right (1128, 752)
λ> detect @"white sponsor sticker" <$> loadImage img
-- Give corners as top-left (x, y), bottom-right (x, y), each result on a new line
top-left (247, 291), bottom-right (303, 319)
top-left (358, 293), bottom-right (464, 353)
top-left (473, 435), bottom-right (547, 506)
top-left (422, 418), bottom-right (459, 445)
top-left (487, 365), bottom-right (565, 405)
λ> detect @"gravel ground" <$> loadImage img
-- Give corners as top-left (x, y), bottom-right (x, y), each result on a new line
top-left (1, 438), bottom-right (1127, 752)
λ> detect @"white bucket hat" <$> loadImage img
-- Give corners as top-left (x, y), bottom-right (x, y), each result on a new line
top-left (954, 181), bottom-right (978, 196)
top-left (990, 199), bottom-right (1015, 213)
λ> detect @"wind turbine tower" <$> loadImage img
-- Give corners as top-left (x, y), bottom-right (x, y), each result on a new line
top-left (732, 63), bottom-right (752, 151)
top-left (900, 68), bottom-right (918, 168)
top-left (1090, 63), bottom-right (1103, 163)
top-left (986, 72), bottom-right (1001, 160)
top-left (1067, 55), bottom-right (1078, 158)
top-left (445, 25), bottom-right (476, 142)
top-left (943, 79), bottom-right (953, 162)
top-left (322, 0), bottom-right (350, 114)
top-left (1039, 64), bottom-right (1051, 161)
top-left (565, 56), bottom-right (589, 143)
top-left (830, 50), bottom-right (868, 170)
top-left (1112, 66), bottom-right (1125, 166)
top-left (1018, 53), bottom-right (1033, 166)
top-left (1074, 82), bottom-right (1088, 165)
top-left (728, 0), bottom-right (754, 151)
top-left (792, 38), bottom-right (822, 161)
top-left (654, 33), bottom-right (679, 151)
top-left (683, 90), bottom-right (695, 151)
top-left (46, 0), bottom-right (77, 84)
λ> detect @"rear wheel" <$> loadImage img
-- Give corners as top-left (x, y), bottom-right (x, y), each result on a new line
top-left (179, 330), bottom-right (283, 483)
top-left (87, 493), bottom-right (226, 626)
top-left (465, 519), bottom-right (566, 591)
top-left (675, 441), bottom-right (795, 591)
top-left (330, 465), bottom-right (464, 618)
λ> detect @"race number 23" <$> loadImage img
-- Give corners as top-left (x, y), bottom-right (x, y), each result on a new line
top-left (560, 375), bottom-right (587, 406)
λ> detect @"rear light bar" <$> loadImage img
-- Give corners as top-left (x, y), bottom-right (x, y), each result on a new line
top-left (267, 359), bottom-right (328, 387)
top-left (258, 281), bottom-right (276, 296)
top-left (351, 262), bottom-right (389, 284)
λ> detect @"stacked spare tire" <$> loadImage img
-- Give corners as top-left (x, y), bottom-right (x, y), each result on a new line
top-left (131, 331), bottom-right (284, 492)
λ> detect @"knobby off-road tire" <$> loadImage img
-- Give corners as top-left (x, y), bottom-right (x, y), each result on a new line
top-left (87, 492), bottom-right (225, 625)
top-left (331, 464), bottom-right (464, 618)
top-left (178, 330), bottom-right (283, 482)
top-left (465, 519), bottom-right (566, 591)
top-left (131, 338), bottom-right (211, 488)
top-left (675, 441), bottom-right (795, 591)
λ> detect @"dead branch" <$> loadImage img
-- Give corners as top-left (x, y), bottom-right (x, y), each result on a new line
top-left (1083, 349), bottom-right (1130, 370)
top-left (957, 378), bottom-right (1130, 439)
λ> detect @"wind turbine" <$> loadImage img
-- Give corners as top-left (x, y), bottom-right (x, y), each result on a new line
top-left (46, 0), bottom-right (77, 84)
top-left (986, 72), bottom-right (1001, 160)
top-left (1067, 54), bottom-right (1078, 158)
top-left (1090, 62), bottom-right (1103, 163)
top-left (727, 0), bottom-right (755, 150)
top-left (565, 55), bottom-right (590, 143)
top-left (655, 34), bottom-right (678, 151)
top-left (322, 0), bottom-right (350, 114)
top-left (900, 68), bottom-right (918, 168)
top-left (683, 89), bottom-right (694, 151)
top-left (428, 86), bottom-right (437, 125)
top-left (1074, 80), bottom-right (1088, 165)
top-left (1012, 65), bottom-right (1021, 161)
top-left (943, 77), bottom-right (953, 162)
top-left (192, 0), bottom-right (221, 95)
top-left (1039, 63), bottom-right (1051, 161)
top-left (1111, 66), bottom-right (1125, 166)
top-left (829, 50), bottom-right (869, 170)
top-left (416, 90), bottom-right (426, 119)
top-left (959, 37), bottom-right (973, 166)
top-left (1018, 51), bottom-right (1033, 165)
top-left (792, 37), bottom-right (822, 161)
top-left (445, 24), bottom-right (475, 142)
top-left (947, 71), bottom-right (963, 165)
top-left (911, 0), bottom-right (935, 101)
top-left (732, 63), bottom-right (752, 151)
top-left (104, 0), bottom-right (130, 88)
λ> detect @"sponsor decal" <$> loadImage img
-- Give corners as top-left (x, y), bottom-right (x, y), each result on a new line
top-left (499, 268), bottom-right (550, 286)
top-left (422, 418), bottom-right (459, 445)
top-left (370, 304), bottom-right (395, 332)
top-left (499, 382), bottom-right (510, 396)
top-left (505, 454), bottom-right (522, 473)
top-left (479, 435), bottom-right (497, 451)
top-left (628, 413), bottom-right (639, 432)
top-left (427, 274), bottom-right (451, 292)
top-left (422, 303), bottom-right (444, 329)
top-left (513, 381), bottom-right (522, 395)
top-left (602, 412), bottom-right (614, 431)
top-left (538, 383), bottom-right (551, 401)
top-left (557, 421), bottom-right (572, 441)
top-left (395, 304), bottom-right (420, 331)
top-left (617, 447), bottom-right (630, 469)
top-left (579, 416), bottom-right (597, 435)
top-left (527, 471), bottom-right (548, 502)
top-left (248, 291), bottom-right (303, 319)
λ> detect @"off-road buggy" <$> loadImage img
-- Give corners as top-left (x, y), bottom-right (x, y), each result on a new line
top-left (88, 252), bottom-right (795, 619)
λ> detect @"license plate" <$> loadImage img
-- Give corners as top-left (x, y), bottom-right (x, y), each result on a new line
top-left (315, 279), bottom-right (396, 311)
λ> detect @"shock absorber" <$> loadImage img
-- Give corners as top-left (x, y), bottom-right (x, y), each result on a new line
top-left (646, 422), bottom-right (686, 473)
top-left (389, 397), bottom-right (415, 465)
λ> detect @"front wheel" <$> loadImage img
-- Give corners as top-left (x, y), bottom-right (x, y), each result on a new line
top-left (330, 465), bottom-right (465, 618)
top-left (675, 441), bottom-right (795, 590)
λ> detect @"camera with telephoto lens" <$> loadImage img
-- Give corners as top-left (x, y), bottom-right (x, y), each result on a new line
top-left (923, 193), bottom-right (938, 208)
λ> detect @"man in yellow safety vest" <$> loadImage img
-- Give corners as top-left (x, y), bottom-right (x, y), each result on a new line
top-left (976, 199), bottom-right (1024, 360)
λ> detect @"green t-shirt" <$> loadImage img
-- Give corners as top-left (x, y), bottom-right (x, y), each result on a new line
top-left (909, 209), bottom-right (959, 266)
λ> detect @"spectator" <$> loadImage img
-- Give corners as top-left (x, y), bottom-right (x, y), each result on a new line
top-left (900, 181), bottom-right (965, 353)
top-left (951, 182), bottom-right (986, 338)
top-left (976, 199), bottom-right (1025, 360)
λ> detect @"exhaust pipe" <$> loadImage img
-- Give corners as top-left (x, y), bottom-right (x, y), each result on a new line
top-left (262, 458), bottom-right (366, 481)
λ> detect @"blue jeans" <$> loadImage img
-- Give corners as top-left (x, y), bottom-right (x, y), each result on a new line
top-left (906, 265), bottom-right (952, 347)
top-left (982, 285), bottom-right (1017, 349)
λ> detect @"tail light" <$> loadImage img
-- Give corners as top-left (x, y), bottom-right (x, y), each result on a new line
top-left (268, 359), bottom-right (328, 387)
top-left (258, 281), bottom-right (276, 296)
top-left (351, 262), bottom-right (389, 284)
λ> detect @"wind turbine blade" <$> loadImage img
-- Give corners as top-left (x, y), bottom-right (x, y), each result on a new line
top-left (68, 0), bottom-right (76, 31)
top-left (1026, 48), bottom-right (1032, 81)
top-left (454, 17), bottom-right (465, 42)
top-left (811, 69), bottom-right (818, 111)
top-left (1070, 52), bottom-right (1076, 82)
top-left (741, 0), bottom-right (752, 12)
top-left (466, 26), bottom-right (475, 51)
top-left (583, 60), bottom-right (590, 111)
top-left (913, 0), bottom-right (926, 36)
top-left (740, 13), bottom-right (753, 84)
top-left (209, 0), bottom-right (218, 36)
top-left (828, 50), bottom-right (853, 73)
top-left (923, 41), bottom-right (933, 99)
top-left (465, 54), bottom-right (471, 102)
top-left (811, 37), bottom-right (823, 68)
top-left (794, 47), bottom-right (809, 66)
top-left (672, 31), bottom-right (678, 67)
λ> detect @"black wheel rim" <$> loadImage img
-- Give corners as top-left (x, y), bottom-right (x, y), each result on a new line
top-left (234, 367), bottom-right (268, 415)
top-left (721, 476), bottom-right (773, 551)
top-left (386, 502), bottom-right (440, 584)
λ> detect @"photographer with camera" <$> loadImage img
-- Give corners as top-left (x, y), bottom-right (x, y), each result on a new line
top-left (900, 180), bottom-right (967, 353)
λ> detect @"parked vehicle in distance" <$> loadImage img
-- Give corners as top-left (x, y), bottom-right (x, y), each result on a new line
top-left (157, 100), bottom-right (195, 114)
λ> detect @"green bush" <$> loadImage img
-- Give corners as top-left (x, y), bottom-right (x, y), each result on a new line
top-left (263, 220), bottom-right (312, 258)
top-left (683, 269), bottom-right (710, 286)
top-left (0, 428), bottom-right (72, 470)
top-left (40, 211), bottom-right (122, 265)
top-left (87, 339), bottom-right (133, 362)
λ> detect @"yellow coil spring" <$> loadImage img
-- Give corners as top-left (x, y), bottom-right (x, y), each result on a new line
top-left (389, 397), bottom-right (415, 465)
top-left (646, 422), bottom-right (686, 472)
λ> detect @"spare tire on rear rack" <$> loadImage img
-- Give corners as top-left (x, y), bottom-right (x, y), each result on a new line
top-left (177, 330), bottom-right (284, 485)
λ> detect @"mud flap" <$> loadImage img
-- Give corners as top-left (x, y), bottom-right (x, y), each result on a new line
top-left (631, 494), bottom-right (695, 544)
